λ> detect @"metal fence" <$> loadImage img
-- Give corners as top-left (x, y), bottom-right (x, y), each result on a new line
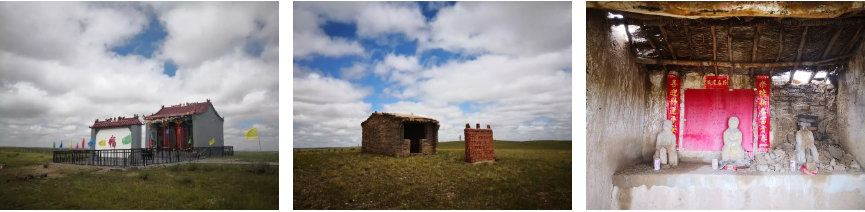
top-left (52, 146), bottom-right (233, 167)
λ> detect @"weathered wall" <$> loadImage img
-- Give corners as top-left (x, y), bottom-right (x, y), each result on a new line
top-left (362, 114), bottom-right (439, 157)
top-left (770, 82), bottom-right (838, 147)
top-left (362, 115), bottom-right (401, 156)
top-left (464, 124), bottom-right (495, 163)
top-left (838, 43), bottom-right (865, 168)
top-left (586, 9), bottom-right (648, 210)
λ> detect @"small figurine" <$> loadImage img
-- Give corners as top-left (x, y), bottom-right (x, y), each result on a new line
top-left (653, 120), bottom-right (678, 167)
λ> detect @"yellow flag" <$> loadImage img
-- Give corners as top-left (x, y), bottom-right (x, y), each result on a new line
top-left (245, 127), bottom-right (258, 140)
top-left (69, 140), bottom-right (73, 150)
top-left (99, 139), bottom-right (106, 146)
top-left (209, 138), bottom-right (215, 146)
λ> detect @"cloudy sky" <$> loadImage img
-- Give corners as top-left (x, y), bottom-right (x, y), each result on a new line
top-left (0, 2), bottom-right (278, 151)
top-left (293, 1), bottom-right (572, 148)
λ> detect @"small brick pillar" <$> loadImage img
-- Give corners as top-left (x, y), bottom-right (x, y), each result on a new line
top-left (464, 123), bottom-right (495, 163)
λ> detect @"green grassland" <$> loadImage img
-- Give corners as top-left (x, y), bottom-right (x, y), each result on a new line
top-left (293, 140), bottom-right (572, 210)
top-left (0, 149), bottom-right (278, 210)
top-left (233, 151), bottom-right (279, 162)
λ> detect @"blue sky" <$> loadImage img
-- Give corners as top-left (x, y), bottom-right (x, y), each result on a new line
top-left (293, 1), bottom-right (573, 148)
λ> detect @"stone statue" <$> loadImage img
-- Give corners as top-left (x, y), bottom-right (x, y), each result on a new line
top-left (796, 125), bottom-right (819, 165)
top-left (653, 120), bottom-right (678, 167)
top-left (721, 117), bottom-right (746, 162)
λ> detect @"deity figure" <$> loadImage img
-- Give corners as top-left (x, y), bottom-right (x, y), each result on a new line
top-left (721, 117), bottom-right (746, 162)
top-left (653, 120), bottom-right (678, 167)
top-left (796, 125), bottom-right (820, 165)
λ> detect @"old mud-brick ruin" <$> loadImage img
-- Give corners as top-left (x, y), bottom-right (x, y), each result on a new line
top-left (588, 2), bottom-right (865, 209)
top-left (361, 112), bottom-right (440, 157)
top-left (465, 123), bottom-right (495, 163)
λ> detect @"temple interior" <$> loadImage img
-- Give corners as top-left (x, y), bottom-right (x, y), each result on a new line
top-left (587, 2), bottom-right (865, 209)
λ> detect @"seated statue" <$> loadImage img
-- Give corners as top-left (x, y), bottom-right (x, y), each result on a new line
top-left (796, 125), bottom-right (819, 165)
top-left (721, 117), bottom-right (746, 162)
top-left (653, 120), bottom-right (678, 167)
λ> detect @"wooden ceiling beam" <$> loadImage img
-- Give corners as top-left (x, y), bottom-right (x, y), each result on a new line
top-left (750, 24), bottom-right (762, 77)
top-left (683, 26), bottom-right (704, 75)
top-left (658, 26), bottom-right (677, 60)
top-left (589, 2), bottom-right (865, 19)
top-left (712, 25), bottom-right (718, 75)
top-left (635, 53), bottom-right (853, 68)
top-left (728, 25), bottom-right (733, 76)
top-left (790, 26), bottom-right (810, 84)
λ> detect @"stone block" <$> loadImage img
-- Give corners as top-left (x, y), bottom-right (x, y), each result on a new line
top-left (757, 164), bottom-right (769, 172)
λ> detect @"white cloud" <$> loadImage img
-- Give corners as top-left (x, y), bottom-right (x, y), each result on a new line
top-left (0, 2), bottom-right (279, 151)
top-left (155, 2), bottom-right (279, 67)
top-left (421, 2), bottom-right (572, 57)
top-left (293, 72), bottom-right (373, 148)
top-left (339, 62), bottom-right (369, 80)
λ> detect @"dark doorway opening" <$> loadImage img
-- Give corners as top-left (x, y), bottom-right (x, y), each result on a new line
top-left (404, 122), bottom-right (426, 153)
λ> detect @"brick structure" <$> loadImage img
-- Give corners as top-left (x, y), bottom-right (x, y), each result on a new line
top-left (361, 112), bottom-right (439, 157)
top-left (464, 123), bottom-right (495, 163)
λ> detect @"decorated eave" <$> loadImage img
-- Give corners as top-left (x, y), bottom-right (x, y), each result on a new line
top-left (595, 1), bottom-right (865, 84)
top-left (89, 115), bottom-right (144, 129)
top-left (141, 99), bottom-right (224, 125)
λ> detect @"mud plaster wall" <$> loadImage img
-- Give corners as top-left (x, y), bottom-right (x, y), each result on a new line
top-left (837, 43), bottom-right (865, 167)
top-left (586, 9), bottom-right (648, 210)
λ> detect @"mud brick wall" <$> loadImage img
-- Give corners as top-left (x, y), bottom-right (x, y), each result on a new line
top-left (424, 123), bottom-right (439, 154)
top-left (362, 114), bottom-right (439, 157)
top-left (361, 115), bottom-right (402, 156)
top-left (770, 82), bottom-right (837, 147)
top-left (464, 123), bottom-right (495, 163)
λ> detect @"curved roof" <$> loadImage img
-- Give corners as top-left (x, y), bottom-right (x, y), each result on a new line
top-left (90, 117), bottom-right (143, 129)
top-left (143, 101), bottom-right (223, 121)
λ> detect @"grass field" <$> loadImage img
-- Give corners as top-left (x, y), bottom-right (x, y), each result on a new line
top-left (0, 149), bottom-right (279, 210)
top-left (233, 151), bottom-right (279, 162)
top-left (293, 140), bottom-right (572, 210)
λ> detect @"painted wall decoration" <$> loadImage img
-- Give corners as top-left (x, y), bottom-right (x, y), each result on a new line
top-left (95, 127), bottom-right (133, 154)
top-left (755, 75), bottom-right (772, 153)
top-left (666, 74), bottom-right (681, 149)
top-left (704, 76), bottom-right (730, 89)
top-left (683, 89), bottom-right (755, 151)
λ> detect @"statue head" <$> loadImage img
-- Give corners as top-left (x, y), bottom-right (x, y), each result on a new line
top-left (662, 120), bottom-right (673, 131)
top-left (800, 125), bottom-right (808, 131)
top-left (728, 117), bottom-right (739, 128)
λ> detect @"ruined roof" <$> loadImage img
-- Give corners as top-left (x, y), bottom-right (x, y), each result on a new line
top-left (90, 116), bottom-right (143, 129)
top-left (143, 100), bottom-right (223, 121)
top-left (363, 112), bottom-right (439, 124)
top-left (593, 1), bottom-right (865, 83)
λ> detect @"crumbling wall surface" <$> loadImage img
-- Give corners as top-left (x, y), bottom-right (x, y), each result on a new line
top-left (586, 9), bottom-right (648, 210)
top-left (770, 82), bottom-right (837, 148)
top-left (838, 43), bottom-right (865, 168)
top-left (464, 124), bottom-right (495, 163)
top-left (642, 71), bottom-right (667, 161)
top-left (361, 115), bottom-right (402, 156)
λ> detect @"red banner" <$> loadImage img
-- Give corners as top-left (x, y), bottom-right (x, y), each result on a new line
top-left (755, 75), bottom-right (771, 152)
top-left (704, 76), bottom-right (730, 89)
top-left (666, 74), bottom-right (681, 149)
top-left (683, 89), bottom-right (755, 151)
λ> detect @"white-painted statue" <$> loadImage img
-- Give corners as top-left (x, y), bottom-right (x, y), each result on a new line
top-left (721, 117), bottom-right (746, 162)
top-left (796, 125), bottom-right (819, 165)
top-left (654, 120), bottom-right (678, 167)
